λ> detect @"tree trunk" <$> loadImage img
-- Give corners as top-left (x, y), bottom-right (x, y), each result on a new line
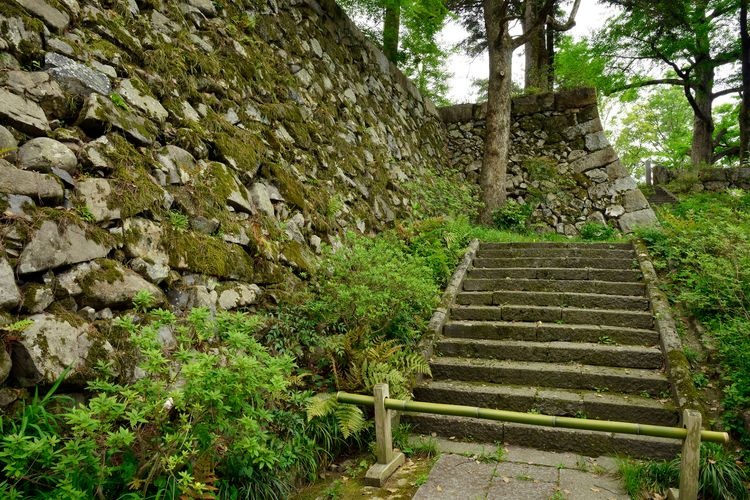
top-left (523, 0), bottom-right (549, 91)
top-left (382, 0), bottom-right (401, 63)
top-left (689, 9), bottom-right (714, 168)
top-left (741, 0), bottom-right (750, 165)
top-left (480, 0), bottom-right (513, 224)
top-left (546, 22), bottom-right (555, 89)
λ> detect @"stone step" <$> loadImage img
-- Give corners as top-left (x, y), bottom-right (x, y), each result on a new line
top-left (479, 242), bottom-right (633, 250)
top-left (430, 357), bottom-right (670, 395)
top-left (456, 291), bottom-right (650, 311)
top-left (467, 267), bottom-right (643, 282)
top-left (473, 256), bottom-right (638, 270)
top-left (413, 380), bottom-right (677, 426)
top-left (450, 305), bottom-right (654, 329)
top-left (476, 248), bottom-right (635, 259)
top-left (463, 278), bottom-right (646, 296)
top-left (402, 413), bottom-right (680, 459)
top-left (436, 339), bottom-right (663, 369)
top-left (443, 321), bottom-right (659, 346)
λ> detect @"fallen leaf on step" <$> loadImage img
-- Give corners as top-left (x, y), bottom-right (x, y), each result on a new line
top-left (591, 487), bottom-right (600, 492)
top-left (502, 477), bottom-right (510, 483)
top-left (449, 436), bottom-right (456, 440)
top-left (436, 485), bottom-right (443, 492)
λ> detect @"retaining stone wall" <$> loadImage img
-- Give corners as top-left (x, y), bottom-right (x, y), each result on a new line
top-left (0, 0), bottom-right (449, 395)
top-left (441, 89), bottom-right (657, 235)
top-left (653, 165), bottom-right (750, 192)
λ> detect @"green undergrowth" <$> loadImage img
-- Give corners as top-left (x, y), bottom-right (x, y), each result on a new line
top-left (635, 191), bottom-right (750, 458)
top-left (617, 443), bottom-right (748, 499)
top-left (0, 215), bottom-right (624, 497)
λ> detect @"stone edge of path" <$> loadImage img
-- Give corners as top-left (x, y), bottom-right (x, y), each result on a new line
top-left (633, 239), bottom-right (704, 417)
top-left (420, 239), bottom-right (480, 366)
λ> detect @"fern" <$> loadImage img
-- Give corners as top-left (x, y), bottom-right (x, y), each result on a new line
top-left (334, 403), bottom-right (366, 438)
top-left (306, 393), bottom-right (338, 421)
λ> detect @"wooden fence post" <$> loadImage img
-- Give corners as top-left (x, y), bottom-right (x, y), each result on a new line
top-left (364, 383), bottom-right (405, 487)
top-left (669, 409), bottom-right (701, 500)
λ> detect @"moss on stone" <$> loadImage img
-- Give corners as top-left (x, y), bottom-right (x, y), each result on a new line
top-left (104, 134), bottom-right (167, 218)
top-left (162, 227), bottom-right (254, 281)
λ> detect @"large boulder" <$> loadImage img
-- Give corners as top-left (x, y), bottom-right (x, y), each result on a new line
top-left (12, 0), bottom-right (70, 32)
top-left (78, 93), bottom-right (156, 146)
top-left (618, 208), bottom-right (659, 233)
top-left (57, 259), bottom-right (165, 309)
top-left (10, 313), bottom-right (114, 387)
top-left (0, 258), bottom-right (20, 309)
top-left (1, 70), bottom-right (67, 118)
top-left (44, 52), bottom-right (112, 97)
top-left (116, 79), bottom-right (168, 123)
top-left (76, 178), bottom-right (121, 221)
top-left (17, 137), bottom-right (77, 173)
top-left (0, 125), bottom-right (18, 162)
top-left (17, 220), bottom-right (112, 275)
top-left (0, 88), bottom-right (50, 136)
top-left (0, 159), bottom-right (63, 200)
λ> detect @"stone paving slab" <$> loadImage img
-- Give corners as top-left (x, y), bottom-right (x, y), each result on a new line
top-left (412, 439), bottom-right (629, 500)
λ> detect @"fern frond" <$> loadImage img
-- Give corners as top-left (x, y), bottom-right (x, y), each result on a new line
top-left (305, 393), bottom-right (338, 421)
top-left (334, 402), bottom-right (365, 438)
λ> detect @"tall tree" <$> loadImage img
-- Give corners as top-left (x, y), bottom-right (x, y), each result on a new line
top-left (522, 0), bottom-right (581, 92)
top-left (595, 0), bottom-right (741, 167)
top-left (452, 0), bottom-right (567, 222)
top-left (741, 0), bottom-right (750, 164)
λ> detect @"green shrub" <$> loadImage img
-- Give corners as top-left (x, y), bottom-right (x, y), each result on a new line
top-left (306, 232), bottom-right (438, 347)
top-left (0, 308), bottom-right (332, 499)
top-left (580, 222), bottom-right (617, 241)
top-left (636, 192), bottom-right (750, 454)
top-left (491, 200), bottom-right (532, 232)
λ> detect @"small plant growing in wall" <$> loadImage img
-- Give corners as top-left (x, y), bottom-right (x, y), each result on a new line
top-left (492, 200), bottom-right (532, 233)
top-left (168, 210), bottom-right (189, 232)
top-left (580, 222), bottom-right (617, 241)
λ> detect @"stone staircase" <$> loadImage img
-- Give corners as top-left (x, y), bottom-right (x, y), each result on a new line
top-left (406, 242), bottom-right (681, 459)
top-left (647, 185), bottom-right (679, 206)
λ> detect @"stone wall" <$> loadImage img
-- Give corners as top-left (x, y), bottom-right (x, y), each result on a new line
top-left (653, 165), bottom-right (750, 192)
top-left (0, 0), bottom-right (450, 395)
top-left (441, 88), bottom-right (657, 235)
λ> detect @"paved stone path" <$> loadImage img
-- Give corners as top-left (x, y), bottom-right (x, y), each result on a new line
top-left (413, 440), bottom-right (629, 500)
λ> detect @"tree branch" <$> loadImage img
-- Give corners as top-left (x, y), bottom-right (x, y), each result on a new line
top-left (607, 78), bottom-right (688, 94)
top-left (712, 87), bottom-right (742, 99)
top-left (548, 0), bottom-right (581, 32)
top-left (512, 0), bottom-right (555, 49)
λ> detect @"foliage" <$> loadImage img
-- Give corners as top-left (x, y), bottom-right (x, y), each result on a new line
top-left (613, 86), bottom-right (693, 176)
top-left (406, 167), bottom-right (481, 221)
top-left (307, 232), bottom-right (438, 346)
top-left (491, 200), bottom-right (533, 233)
top-left (617, 443), bottom-right (748, 500)
top-left (338, 0), bottom-right (452, 103)
top-left (554, 35), bottom-right (610, 90)
top-left (0, 308), bottom-right (336, 499)
top-left (168, 210), bottom-right (189, 232)
top-left (636, 192), bottom-right (750, 453)
top-left (579, 222), bottom-right (617, 241)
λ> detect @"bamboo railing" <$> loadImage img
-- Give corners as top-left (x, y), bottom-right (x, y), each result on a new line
top-left (337, 383), bottom-right (730, 500)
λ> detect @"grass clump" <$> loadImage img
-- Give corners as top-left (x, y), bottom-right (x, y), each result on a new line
top-left (617, 443), bottom-right (747, 499)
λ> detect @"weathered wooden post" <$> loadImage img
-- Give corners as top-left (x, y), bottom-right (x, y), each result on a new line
top-left (668, 409), bottom-right (702, 500)
top-left (364, 383), bottom-right (406, 487)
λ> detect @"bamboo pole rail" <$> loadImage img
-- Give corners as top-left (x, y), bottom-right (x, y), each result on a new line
top-left (336, 390), bottom-right (729, 444)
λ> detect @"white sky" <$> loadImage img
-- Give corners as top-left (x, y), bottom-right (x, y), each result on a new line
top-left (441, 0), bottom-right (619, 103)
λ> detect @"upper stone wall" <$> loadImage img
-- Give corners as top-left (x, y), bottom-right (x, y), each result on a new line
top-left (653, 165), bottom-right (750, 192)
top-left (0, 0), bottom-right (449, 392)
top-left (441, 88), bottom-right (657, 235)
